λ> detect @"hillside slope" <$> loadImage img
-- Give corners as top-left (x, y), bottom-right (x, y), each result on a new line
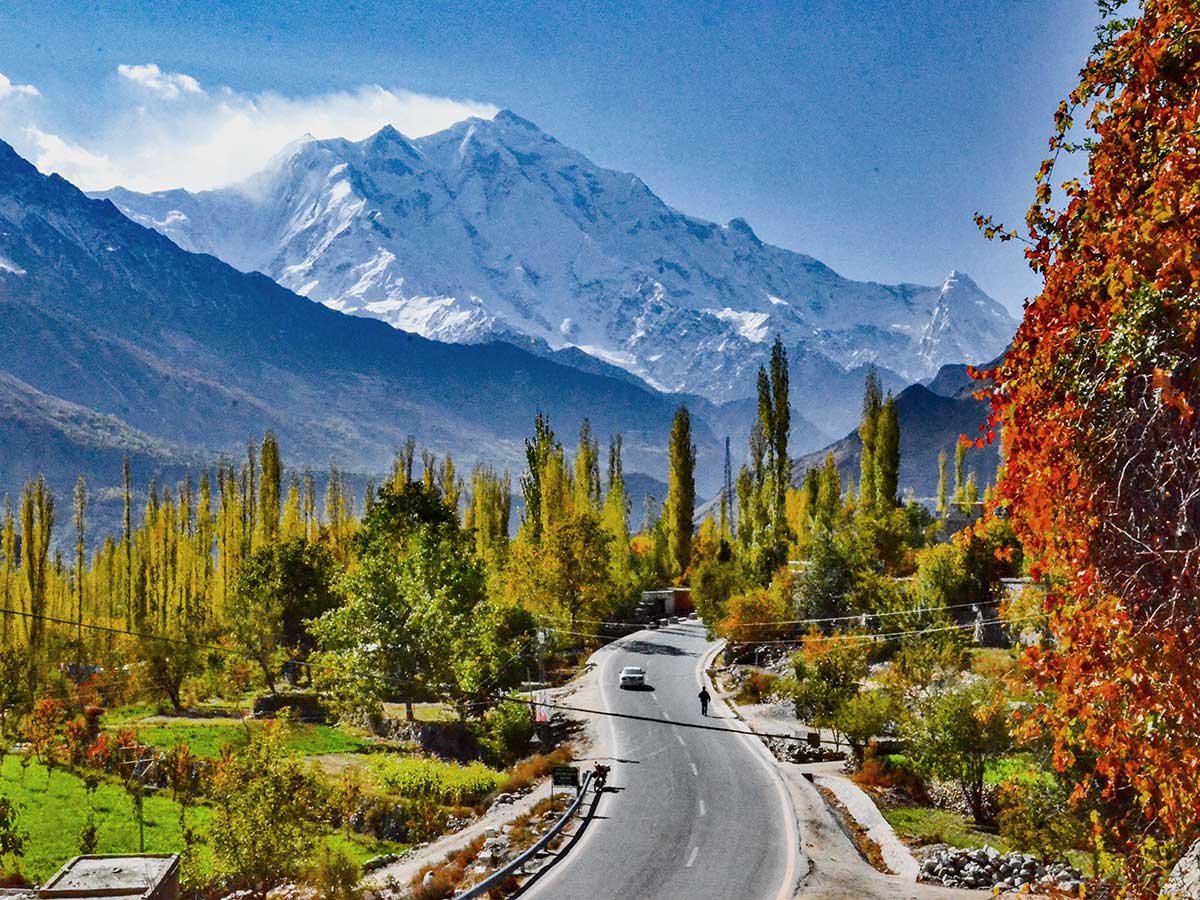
top-left (0, 139), bottom-right (723, 510)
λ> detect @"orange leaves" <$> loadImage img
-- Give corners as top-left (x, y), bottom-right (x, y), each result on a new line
top-left (1152, 366), bottom-right (1195, 424)
top-left (991, 2), bottom-right (1200, 885)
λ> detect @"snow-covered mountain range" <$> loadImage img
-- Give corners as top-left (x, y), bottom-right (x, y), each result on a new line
top-left (98, 111), bottom-right (1016, 403)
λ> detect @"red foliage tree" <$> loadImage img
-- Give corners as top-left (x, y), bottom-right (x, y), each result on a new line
top-left (978, 1), bottom-right (1200, 891)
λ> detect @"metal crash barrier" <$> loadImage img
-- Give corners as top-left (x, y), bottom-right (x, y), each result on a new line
top-left (452, 771), bottom-right (595, 900)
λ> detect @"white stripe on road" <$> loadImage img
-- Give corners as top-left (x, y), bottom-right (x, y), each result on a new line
top-left (686, 846), bottom-right (699, 868)
top-left (690, 763), bottom-right (698, 776)
top-left (696, 640), bottom-right (800, 900)
top-left (676, 733), bottom-right (686, 747)
top-left (699, 800), bottom-right (706, 816)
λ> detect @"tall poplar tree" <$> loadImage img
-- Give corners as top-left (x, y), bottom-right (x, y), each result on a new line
top-left (601, 435), bottom-right (632, 586)
top-left (664, 406), bottom-right (696, 577)
top-left (574, 419), bottom-right (601, 514)
top-left (20, 477), bottom-right (54, 655)
top-left (875, 395), bottom-right (900, 508)
top-left (521, 413), bottom-right (557, 542)
top-left (73, 476), bottom-right (87, 641)
top-left (259, 431), bottom-right (282, 543)
top-left (936, 450), bottom-right (948, 516)
top-left (1, 498), bottom-right (14, 646)
top-left (767, 337), bottom-right (791, 534)
top-left (858, 370), bottom-right (882, 511)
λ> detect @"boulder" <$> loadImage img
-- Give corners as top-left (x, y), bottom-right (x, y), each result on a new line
top-left (1164, 840), bottom-right (1200, 899)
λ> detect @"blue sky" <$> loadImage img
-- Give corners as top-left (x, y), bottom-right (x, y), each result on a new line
top-left (0, 0), bottom-right (1101, 313)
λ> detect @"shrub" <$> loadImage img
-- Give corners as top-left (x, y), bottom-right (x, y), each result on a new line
top-left (855, 748), bottom-right (928, 801)
top-left (833, 689), bottom-right (898, 767)
top-left (209, 723), bottom-right (315, 888)
top-left (997, 773), bottom-right (1086, 862)
top-left (304, 847), bottom-right (362, 900)
top-left (370, 756), bottom-right (502, 807)
top-left (735, 670), bottom-right (778, 705)
top-left (63, 717), bottom-right (91, 768)
top-left (492, 746), bottom-right (573, 799)
top-left (472, 702), bottom-right (534, 768)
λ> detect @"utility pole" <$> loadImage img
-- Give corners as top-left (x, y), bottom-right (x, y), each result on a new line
top-left (724, 436), bottom-right (734, 537)
top-left (536, 630), bottom-right (548, 745)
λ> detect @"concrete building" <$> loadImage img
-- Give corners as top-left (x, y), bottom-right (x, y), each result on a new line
top-left (37, 855), bottom-right (179, 900)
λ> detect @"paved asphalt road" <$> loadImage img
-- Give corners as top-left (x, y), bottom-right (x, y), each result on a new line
top-left (524, 620), bottom-right (798, 900)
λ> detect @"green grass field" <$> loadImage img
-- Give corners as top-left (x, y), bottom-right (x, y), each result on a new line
top-left (0, 755), bottom-right (402, 885)
top-left (880, 803), bottom-right (1010, 852)
top-left (0, 754), bottom-right (211, 883)
top-left (103, 718), bottom-right (369, 759)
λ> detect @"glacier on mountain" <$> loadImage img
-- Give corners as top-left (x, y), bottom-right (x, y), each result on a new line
top-left (98, 110), bottom-right (1017, 403)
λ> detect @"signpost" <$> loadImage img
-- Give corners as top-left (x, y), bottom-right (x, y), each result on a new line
top-left (551, 765), bottom-right (580, 799)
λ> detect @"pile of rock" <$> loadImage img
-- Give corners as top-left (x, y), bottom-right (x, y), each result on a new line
top-left (916, 845), bottom-right (1083, 894)
top-left (927, 780), bottom-right (1000, 823)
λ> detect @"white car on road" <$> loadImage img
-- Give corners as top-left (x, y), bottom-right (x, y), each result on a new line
top-left (619, 666), bottom-right (646, 689)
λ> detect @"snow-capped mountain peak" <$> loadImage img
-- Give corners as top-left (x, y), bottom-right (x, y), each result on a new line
top-left (96, 114), bottom-right (1017, 403)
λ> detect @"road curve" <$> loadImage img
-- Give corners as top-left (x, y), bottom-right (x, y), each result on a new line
top-left (524, 621), bottom-right (797, 900)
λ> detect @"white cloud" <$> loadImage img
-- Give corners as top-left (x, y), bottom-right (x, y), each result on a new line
top-left (23, 78), bottom-right (497, 192)
top-left (0, 72), bottom-right (39, 100)
top-left (24, 128), bottom-right (123, 188)
top-left (117, 63), bottom-right (203, 100)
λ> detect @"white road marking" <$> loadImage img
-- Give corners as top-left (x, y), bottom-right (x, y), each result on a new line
top-left (676, 733), bottom-right (686, 747)
top-left (699, 800), bottom-right (707, 816)
top-left (661, 709), bottom-right (672, 720)
top-left (695, 640), bottom-right (800, 900)
top-left (690, 763), bottom-right (698, 776)
top-left (686, 846), bottom-right (699, 868)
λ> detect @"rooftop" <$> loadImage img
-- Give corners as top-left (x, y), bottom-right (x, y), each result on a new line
top-left (39, 855), bottom-right (179, 900)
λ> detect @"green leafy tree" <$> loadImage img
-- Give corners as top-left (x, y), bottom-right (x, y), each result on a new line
top-left (232, 539), bottom-right (341, 691)
top-left (904, 681), bottom-right (1013, 825)
top-left (791, 632), bottom-right (870, 747)
top-left (210, 724), bottom-right (314, 888)
top-left (794, 529), bottom-right (854, 625)
top-left (311, 482), bottom-right (484, 722)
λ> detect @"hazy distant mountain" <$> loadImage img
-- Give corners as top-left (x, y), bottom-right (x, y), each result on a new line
top-left (0, 139), bottom-right (730, 516)
top-left (791, 364), bottom-right (1001, 502)
top-left (98, 111), bottom-right (1017, 423)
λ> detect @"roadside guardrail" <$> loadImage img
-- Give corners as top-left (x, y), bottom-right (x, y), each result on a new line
top-left (452, 772), bottom-right (595, 900)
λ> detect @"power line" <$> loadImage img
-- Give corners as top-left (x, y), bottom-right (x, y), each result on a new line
top-left (536, 599), bottom-right (997, 632)
top-left (538, 617), bottom-right (1022, 647)
top-left (492, 693), bottom-right (848, 749)
top-left (722, 618), bottom-right (1023, 646)
top-left (0, 605), bottom-right (244, 660)
top-left (720, 600), bottom-right (992, 629)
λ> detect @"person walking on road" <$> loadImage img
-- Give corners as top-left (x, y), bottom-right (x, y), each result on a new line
top-left (698, 686), bottom-right (711, 717)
